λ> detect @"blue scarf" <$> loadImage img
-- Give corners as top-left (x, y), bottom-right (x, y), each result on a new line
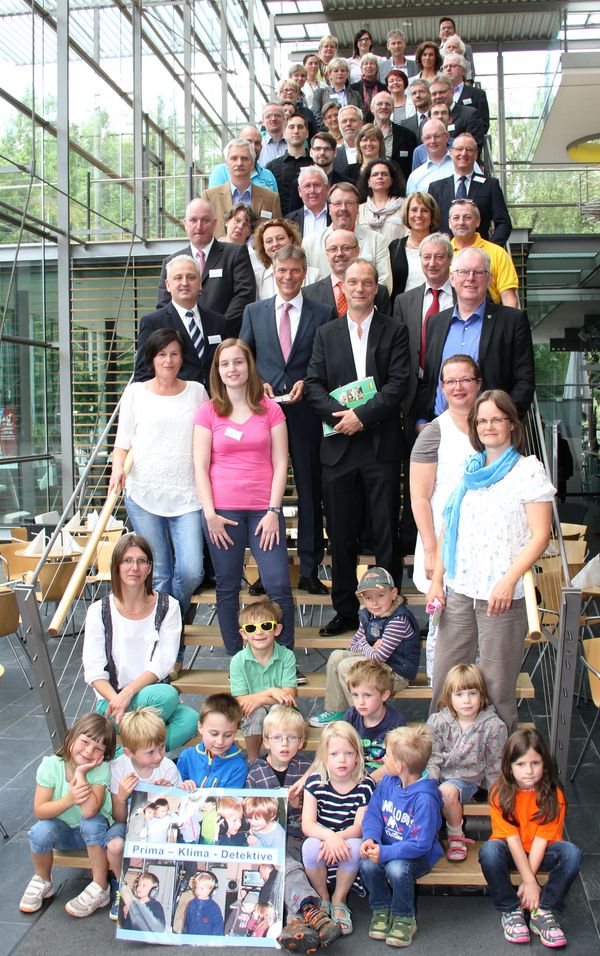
top-left (442, 444), bottom-right (521, 580)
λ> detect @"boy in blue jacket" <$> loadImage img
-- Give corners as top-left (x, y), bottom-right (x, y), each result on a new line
top-left (178, 694), bottom-right (247, 791)
top-left (360, 725), bottom-right (443, 948)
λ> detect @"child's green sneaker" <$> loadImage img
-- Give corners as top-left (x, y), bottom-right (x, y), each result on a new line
top-left (369, 908), bottom-right (391, 940)
top-left (308, 711), bottom-right (345, 728)
top-left (386, 916), bottom-right (417, 947)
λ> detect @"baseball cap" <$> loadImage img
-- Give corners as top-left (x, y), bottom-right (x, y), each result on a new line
top-left (356, 567), bottom-right (395, 593)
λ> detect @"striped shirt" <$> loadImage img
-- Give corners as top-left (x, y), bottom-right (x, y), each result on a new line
top-left (305, 773), bottom-right (375, 831)
top-left (349, 614), bottom-right (416, 664)
top-left (246, 755), bottom-right (313, 840)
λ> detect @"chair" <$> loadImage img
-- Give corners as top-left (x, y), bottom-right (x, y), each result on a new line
top-left (0, 588), bottom-right (32, 688)
top-left (560, 523), bottom-right (587, 541)
top-left (0, 542), bottom-right (40, 583)
top-left (570, 638), bottom-right (600, 781)
top-left (9, 527), bottom-right (28, 542)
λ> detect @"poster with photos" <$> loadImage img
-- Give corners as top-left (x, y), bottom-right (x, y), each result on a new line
top-left (116, 783), bottom-right (287, 947)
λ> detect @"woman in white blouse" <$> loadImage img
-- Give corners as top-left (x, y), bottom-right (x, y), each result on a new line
top-left (426, 390), bottom-right (555, 731)
top-left (109, 328), bottom-right (208, 664)
top-left (82, 533), bottom-right (198, 750)
top-left (252, 219), bottom-right (319, 299)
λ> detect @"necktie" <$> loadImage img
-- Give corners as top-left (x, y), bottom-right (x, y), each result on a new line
top-left (456, 176), bottom-right (467, 199)
top-left (279, 302), bottom-right (292, 362)
top-left (335, 281), bottom-right (348, 318)
top-left (185, 310), bottom-right (205, 361)
top-left (196, 249), bottom-right (205, 276)
top-left (420, 289), bottom-right (441, 370)
top-left (418, 113), bottom-right (427, 135)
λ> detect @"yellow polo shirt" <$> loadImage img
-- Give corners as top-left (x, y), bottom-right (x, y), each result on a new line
top-left (451, 233), bottom-right (519, 303)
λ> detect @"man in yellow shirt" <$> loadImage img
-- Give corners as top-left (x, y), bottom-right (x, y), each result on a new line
top-left (449, 198), bottom-right (519, 307)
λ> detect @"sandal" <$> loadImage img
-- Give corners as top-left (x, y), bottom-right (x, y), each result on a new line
top-left (319, 899), bottom-right (331, 916)
top-left (446, 834), bottom-right (475, 862)
top-left (331, 902), bottom-right (353, 935)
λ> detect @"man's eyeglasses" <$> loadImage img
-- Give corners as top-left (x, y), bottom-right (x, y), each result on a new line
top-left (453, 268), bottom-right (489, 278)
top-left (240, 620), bottom-right (278, 634)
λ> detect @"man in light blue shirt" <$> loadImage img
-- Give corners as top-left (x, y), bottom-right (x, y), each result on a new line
top-left (259, 103), bottom-right (287, 166)
top-left (208, 124), bottom-right (278, 192)
top-left (406, 119), bottom-right (453, 193)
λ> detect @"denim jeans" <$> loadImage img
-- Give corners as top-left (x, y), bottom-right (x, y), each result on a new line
top-left (478, 839), bottom-right (582, 912)
top-left (96, 683), bottom-right (198, 752)
top-left (27, 814), bottom-right (122, 854)
top-left (360, 856), bottom-right (432, 917)
top-left (202, 509), bottom-right (294, 655)
top-left (125, 496), bottom-right (204, 617)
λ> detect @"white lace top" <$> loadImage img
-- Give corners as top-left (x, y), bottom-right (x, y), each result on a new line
top-left (115, 381), bottom-right (208, 516)
top-left (446, 455), bottom-right (555, 601)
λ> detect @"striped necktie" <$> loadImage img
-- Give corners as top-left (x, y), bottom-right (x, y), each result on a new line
top-left (456, 176), bottom-right (468, 199)
top-left (185, 310), bottom-right (205, 361)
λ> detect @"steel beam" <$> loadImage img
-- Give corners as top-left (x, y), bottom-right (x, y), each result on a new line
top-left (550, 587), bottom-right (582, 780)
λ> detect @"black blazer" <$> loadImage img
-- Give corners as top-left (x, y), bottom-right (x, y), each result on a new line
top-left (428, 174), bottom-right (512, 246)
top-left (304, 310), bottom-right (410, 466)
top-left (133, 302), bottom-right (226, 390)
top-left (389, 122), bottom-right (418, 183)
top-left (393, 283), bottom-right (427, 416)
top-left (312, 86), bottom-right (364, 125)
top-left (449, 103), bottom-right (484, 152)
top-left (156, 240), bottom-right (256, 337)
top-left (388, 236), bottom-right (410, 304)
top-left (332, 147), bottom-right (360, 182)
top-left (456, 85), bottom-right (490, 134)
top-left (349, 79), bottom-right (387, 115)
top-left (239, 296), bottom-right (337, 395)
top-left (416, 299), bottom-right (535, 421)
top-left (304, 277), bottom-right (391, 316)
top-left (285, 207), bottom-right (332, 236)
top-left (400, 113), bottom-right (426, 144)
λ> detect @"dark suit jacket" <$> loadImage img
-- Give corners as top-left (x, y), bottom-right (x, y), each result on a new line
top-left (456, 85), bottom-right (490, 134)
top-left (285, 207), bottom-right (332, 235)
top-left (393, 283), bottom-right (427, 416)
top-left (312, 86), bottom-right (364, 125)
top-left (389, 236), bottom-right (410, 304)
top-left (304, 310), bottom-right (410, 467)
top-left (449, 103), bottom-right (484, 151)
top-left (157, 241), bottom-right (256, 337)
top-left (389, 122), bottom-right (418, 183)
top-left (428, 174), bottom-right (512, 246)
top-left (416, 299), bottom-right (535, 422)
top-left (239, 296), bottom-right (337, 395)
top-left (332, 147), bottom-right (360, 182)
top-left (304, 276), bottom-right (391, 316)
top-left (400, 113), bottom-right (426, 144)
top-left (133, 302), bottom-right (226, 390)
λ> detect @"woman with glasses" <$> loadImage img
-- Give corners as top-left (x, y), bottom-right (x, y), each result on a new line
top-left (426, 390), bottom-right (555, 731)
top-left (108, 327), bottom-right (208, 668)
top-left (193, 339), bottom-right (294, 657)
top-left (410, 355), bottom-right (481, 680)
top-left (82, 533), bottom-right (198, 750)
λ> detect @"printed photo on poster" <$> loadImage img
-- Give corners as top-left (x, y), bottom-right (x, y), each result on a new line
top-left (116, 783), bottom-right (286, 947)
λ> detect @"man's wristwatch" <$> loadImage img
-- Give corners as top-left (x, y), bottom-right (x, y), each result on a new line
top-left (268, 506), bottom-right (281, 514)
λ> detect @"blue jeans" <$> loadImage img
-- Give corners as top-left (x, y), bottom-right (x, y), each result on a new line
top-left (28, 814), bottom-right (123, 854)
top-left (478, 839), bottom-right (582, 912)
top-left (360, 856), bottom-right (432, 917)
top-left (96, 683), bottom-right (198, 752)
top-left (201, 509), bottom-right (294, 655)
top-left (125, 496), bottom-right (204, 617)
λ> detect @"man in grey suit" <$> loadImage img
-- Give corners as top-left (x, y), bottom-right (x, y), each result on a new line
top-left (400, 79), bottom-right (431, 143)
top-left (304, 229), bottom-right (391, 316)
top-left (240, 245), bottom-right (337, 593)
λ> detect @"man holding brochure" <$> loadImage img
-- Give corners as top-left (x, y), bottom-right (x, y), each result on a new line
top-left (305, 258), bottom-right (410, 635)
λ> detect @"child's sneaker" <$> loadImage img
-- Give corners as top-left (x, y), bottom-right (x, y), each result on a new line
top-left (302, 903), bottom-right (342, 947)
top-left (308, 711), bottom-right (345, 728)
top-left (386, 916), bottom-right (416, 947)
top-left (529, 909), bottom-right (567, 948)
top-left (501, 909), bottom-right (530, 944)
top-left (277, 916), bottom-right (321, 953)
top-left (19, 875), bottom-right (54, 913)
top-left (109, 877), bottom-right (120, 921)
top-left (64, 881), bottom-right (110, 918)
top-left (369, 907), bottom-right (391, 940)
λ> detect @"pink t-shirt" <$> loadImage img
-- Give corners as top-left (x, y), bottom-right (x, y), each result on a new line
top-left (194, 397), bottom-right (286, 509)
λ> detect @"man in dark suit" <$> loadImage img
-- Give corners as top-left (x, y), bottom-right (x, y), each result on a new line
top-left (428, 132), bottom-right (512, 245)
top-left (443, 54), bottom-right (489, 132)
top-left (332, 105), bottom-right (363, 181)
top-left (135, 255), bottom-right (226, 389)
top-left (240, 245), bottom-right (337, 593)
top-left (156, 197), bottom-right (255, 337)
top-left (429, 75), bottom-right (484, 153)
top-left (416, 245), bottom-right (535, 424)
top-left (304, 229), bottom-right (391, 316)
top-left (305, 258), bottom-right (410, 634)
top-left (370, 91), bottom-right (417, 182)
top-left (400, 79), bottom-right (431, 143)
top-left (285, 166), bottom-right (331, 237)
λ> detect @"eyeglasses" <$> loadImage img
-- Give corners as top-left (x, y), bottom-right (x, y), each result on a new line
top-left (475, 416), bottom-right (510, 427)
top-left (442, 376), bottom-right (479, 388)
top-left (267, 735), bottom-right (301, 744)
top-left (240, 620), bottom-right (278, 634)
top-left (326, 244), bottom-right (358, 254)
top-left (453, 268), bottom-right (489, 278)
top-left (121, 557), bottom-right (151, 567)
top-left (329, 200), bottom-right (358, 208)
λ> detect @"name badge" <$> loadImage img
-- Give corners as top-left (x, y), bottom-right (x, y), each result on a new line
top-left (224, 426), bottom-right (243, 441)
top-left (448, 123), bottom-right (455, 132)
top-left (208, 335), bottom-right (222, 345)
top-left (473, 175), bottom-right (486, 183)
top-left (208, 268), bottom-right (223, 278)
top-left (260, 209), bottom-right (273, 219)
top-left (463, 97), bottom-right (473, 105)
top-left (398, 150), bottom-right (408, 157)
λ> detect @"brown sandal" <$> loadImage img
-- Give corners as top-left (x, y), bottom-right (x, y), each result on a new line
top-left (446, 834), bottom-right (474, 862)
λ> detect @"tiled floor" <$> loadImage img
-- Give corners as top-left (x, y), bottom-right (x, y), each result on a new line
top-left (1, 577), bottom-right (599, 955)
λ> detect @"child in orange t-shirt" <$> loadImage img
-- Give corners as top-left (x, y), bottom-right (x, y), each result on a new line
top-left (479, 729), bottom-right (581, 949)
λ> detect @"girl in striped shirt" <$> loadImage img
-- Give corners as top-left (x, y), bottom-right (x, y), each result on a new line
top-left (302, 722), bottom-right (375, 936)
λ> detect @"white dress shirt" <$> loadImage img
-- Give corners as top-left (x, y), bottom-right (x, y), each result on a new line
top-left (172, 300), bottom-right (203, 338)
top-left (421, 279), bottom-right (454, 320)
top-left (346, 310), bottom-right (373, 380)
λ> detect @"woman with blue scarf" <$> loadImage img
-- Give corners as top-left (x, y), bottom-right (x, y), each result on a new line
top-left (426, 390), bottom-right (555, 732)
